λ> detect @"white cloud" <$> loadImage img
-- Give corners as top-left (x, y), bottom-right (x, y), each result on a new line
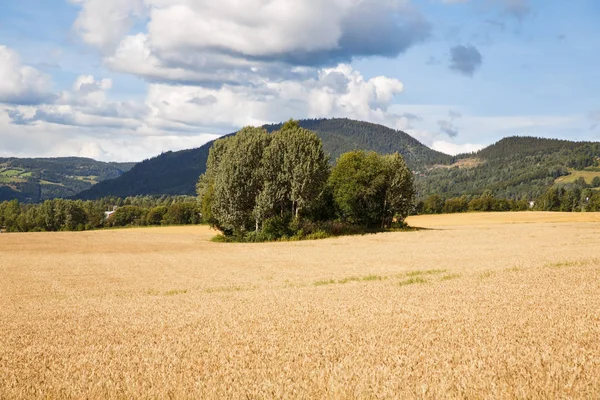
top-left (144, 64), bottom-right (404, 132)
top-left (71, 0), bottom-right (146, 53)
top-left (0, 46), bottom-right (54, 105)
top-left (0, 107), bottom-right (219, 162)
top-left (431, 140), bottom-right (484, 155)
top-left (2, 63), bottom-right (406, 161)
top-left (80, 0), bottom-right (431, 85)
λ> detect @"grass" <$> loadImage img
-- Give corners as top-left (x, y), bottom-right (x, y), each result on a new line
top-left (398, 276), bottom-right (428, 286)
top-left (2, 213), bottom-right (600, 398)
top-left (146, 288), bottom-right (188, 296)
top-left (555, 168), bottom-right (600, 185)
top-left (0, 168), bottom-right (25, 177)
top-left (405, 269), bottom-right (446, 277)
top-left (479, 271), bottom-right (496, 279)
top-left (0, 176), bottom-right (25, 184)
top-left (315, 274), bottom-right (387, 286)
top-left (440, 273), bottom-right (462, 281)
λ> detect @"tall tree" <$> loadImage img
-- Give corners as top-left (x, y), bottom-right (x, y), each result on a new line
top-left (259, 120), bottom-right (329, 220)
top-left (381, 153), bottom-right (415, 228)
top-left (210, 127), bottom-right (271, 235)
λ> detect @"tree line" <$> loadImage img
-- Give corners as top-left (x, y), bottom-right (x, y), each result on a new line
top-left (197, 120), bottom-right (415, 241)
top-left (416, 137), bottom-right (600, 201)
top-left (418, 180), bottom-right (600, 215)
top-left (0, 196), bottom-right (201, 233)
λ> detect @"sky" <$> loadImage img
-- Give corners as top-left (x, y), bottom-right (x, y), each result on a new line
top-left (0, 0), bottom-right (599, 161)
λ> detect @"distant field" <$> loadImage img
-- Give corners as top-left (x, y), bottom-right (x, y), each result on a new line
top-left (1, 212), bottom-right (600, 398)
top-left (555, 168), bottom-right (600, 185)
top-left (431, 157), bottom-right (483, 170)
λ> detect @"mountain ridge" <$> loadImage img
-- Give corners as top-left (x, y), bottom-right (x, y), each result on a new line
top-left (74, 118), bottom-right (450, 200)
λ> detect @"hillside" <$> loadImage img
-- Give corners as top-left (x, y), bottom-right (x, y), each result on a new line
top-left (416, 137), bottom-right (600, 200)
top-left (0, 157), bottom-right (135, 202)
top-left (75, 118), bottom-right (450, 200)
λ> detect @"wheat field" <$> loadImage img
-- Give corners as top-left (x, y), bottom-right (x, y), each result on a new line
top-left (1, 212), bottom-right (600, 399)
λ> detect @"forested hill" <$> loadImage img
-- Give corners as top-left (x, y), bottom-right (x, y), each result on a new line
top-left (0, 157), bottom-right (135, 202)
top-left (265, 119), bottom-right (451, 167)
top-left (417, 137), bottom-right (600, 200)
top-left (74, 118), bottom-right (449, 200)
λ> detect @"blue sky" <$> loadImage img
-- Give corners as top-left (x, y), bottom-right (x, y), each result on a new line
top-left (0, 0), bottom-right (598, 161)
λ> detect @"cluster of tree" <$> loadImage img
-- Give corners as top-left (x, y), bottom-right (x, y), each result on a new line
top-left (535, 185), bottom-right (600, 212)
top-left (415, 137), bottom-right (600, 200)
top-left (417, 192), bottom-right (530, 215)
top-left (417, 177), bottom-right (600, 215)
top-left (197, 121), bottom-right (415, 241)
top-left (75, 118), bottom-right (444, 201)
top-left (0, 196), bottom-right (200, 233)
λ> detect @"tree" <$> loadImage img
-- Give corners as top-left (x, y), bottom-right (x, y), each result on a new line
top-left (329, 151), bottom-right (414, 228)
top-left (162, 202), bottom-right (200, 225)
top-left (259, 120), bottom-right (329, 221)
top-left (443, 197), bottom-right (469, 213)
top-left (197, 138), bottom-right (230, 227)
top-left (209, 127), bottom-right (271, 235)
top-left (146, 206), bottom-right (168, 225)
top-left (591, 176), bottom-right (600, 188)
top-left (109, 206), bottom-right (145, 227)
top-left (381, 153), bottom-right (415, 227)
top-left (329, 151), bottom-right (387, 227)
top-left (423, 194), bottom-right (444, 214)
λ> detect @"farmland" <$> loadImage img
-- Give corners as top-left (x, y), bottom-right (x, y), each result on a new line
top-left (555, 168), bottom-right (600, 186)
top-left (1, 212), bottom-right (600, 398)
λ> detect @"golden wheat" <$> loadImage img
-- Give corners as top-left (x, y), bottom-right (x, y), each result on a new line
top-left (1, 212), bottom-right (600, 399)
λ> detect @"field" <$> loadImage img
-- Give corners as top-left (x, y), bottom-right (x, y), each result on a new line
top-left (1, 212), bottom-right (600, 398)
top-left (555, 168), bottom-right (600, 185)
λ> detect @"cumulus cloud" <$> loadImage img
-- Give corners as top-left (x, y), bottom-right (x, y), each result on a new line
top-left (3, 64), bottom-right (406, 160)
top-left (431, 140), bottom-right (484, 155)
top-left (449, 45), bottom-right (483, 76)
top-left (75, 0), bottom-right (431, 85)
top-left (7, 74), bottom-right (147, 130)
top-left (144, 64), bottom-right (405, 132)
top-left (0, 106), bottom-right (220, 161)
top-left (70, 0), bottom-right (145, 53)
top-left (0, 46), bottom-right (54, 105)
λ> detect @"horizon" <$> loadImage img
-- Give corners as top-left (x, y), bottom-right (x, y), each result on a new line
top-left (3, 117), bottom-right (600, 163)
top-left (1, 0), bottom-right (599, 161)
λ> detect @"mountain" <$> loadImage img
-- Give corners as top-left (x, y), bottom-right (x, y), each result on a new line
top-left (75, 118), bottom-right (450, 200)
top-left (0, 157), bottom-right (135, 202)
top-left (416, 137), bottom-right (600, 200)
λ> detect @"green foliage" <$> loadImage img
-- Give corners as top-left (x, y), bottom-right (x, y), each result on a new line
top-left (259, 120), bottom-right (330, 220)
top-left (423, 194), bottom-right (444, 214)
top-left (109, 206), bottom-right (145, 227)
top-left (535, 182), bottom-right (598, 212)
top-left (0, 195), bottom-right (202, 233)
top-left (200, 122), bottom-right (331, 237)
top-left (162, 202), bottom-right (201, 225)
top-left (443, 197), bottom-right (469, 213)
top-left (0, 157), bottom-right (134, 202)
top-left (146, 206), bottom-right (168, 225)
top-left (211, 127), bottom-right (271, 234)
top-left (76, 118), bottom-right (447, 201)
top-left (417, 137), bottom-right (600, 200)
top-left (329, 151), bottom-right (414, 228)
